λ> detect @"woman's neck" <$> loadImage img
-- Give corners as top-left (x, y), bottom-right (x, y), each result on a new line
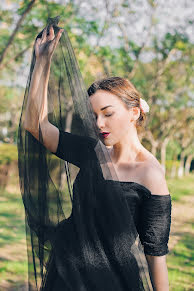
top-left (109, 129), bottom-right (146, 164)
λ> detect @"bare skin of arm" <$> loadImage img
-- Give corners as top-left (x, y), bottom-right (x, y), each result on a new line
top-left (146, 254), bottom-right (169, 291)
top-left (24, 25), bottom-right (64, 153)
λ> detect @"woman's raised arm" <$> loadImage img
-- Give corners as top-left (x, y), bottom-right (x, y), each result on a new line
top-left (24, 25), bottom-right (63, 153)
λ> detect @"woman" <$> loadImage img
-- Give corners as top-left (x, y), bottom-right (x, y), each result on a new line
top-left (18, 18), bottom-right (171, 291)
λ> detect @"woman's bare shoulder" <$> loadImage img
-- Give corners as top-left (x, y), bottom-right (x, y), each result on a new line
top-left (141, 149), bottom-right (164, 172)
top-left (140, 153), bottom-right (169, 195)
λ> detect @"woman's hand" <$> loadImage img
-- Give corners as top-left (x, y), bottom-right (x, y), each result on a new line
top-left (35, 25), bottom-right (64, 64)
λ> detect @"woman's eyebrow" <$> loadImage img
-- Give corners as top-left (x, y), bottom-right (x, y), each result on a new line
top-left (100, 105), bottom-right (114, 111)
top-left (93, 105), bottom-right (114, 116)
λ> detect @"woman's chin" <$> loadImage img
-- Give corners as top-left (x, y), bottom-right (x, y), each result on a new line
top-left (103, 140), bottom-right (114, 148)
top-left (99, 135), bottom-right (114, 147)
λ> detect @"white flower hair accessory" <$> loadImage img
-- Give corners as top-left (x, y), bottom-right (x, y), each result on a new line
top-left (140, 97), bottom-right (149, 113)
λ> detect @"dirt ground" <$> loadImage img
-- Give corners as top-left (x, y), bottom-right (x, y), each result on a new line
top-left (168, 194), bottom-right (194, 251)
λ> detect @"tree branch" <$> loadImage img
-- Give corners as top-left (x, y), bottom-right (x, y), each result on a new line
top-left (0, 0), bottom-right (36, 68)
top-left (0, 44), bottom-right (32, 70)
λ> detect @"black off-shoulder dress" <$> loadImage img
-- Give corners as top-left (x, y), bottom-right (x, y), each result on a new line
top-left (43, 129), bottom-right (172, 291)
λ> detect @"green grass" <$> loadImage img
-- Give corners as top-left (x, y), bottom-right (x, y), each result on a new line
top-left (0, 173), bottom-right (193, 289)
top-left (167, 232), bottom-right (194, 291)
top-left (0, 185), bottom-right (72, 289)
top-left (0, 189), bottom-right (28, 289)
top-left (166, 173), bottom-right (194, 201)
top-left (0, 191), bottom-right (25, 248)
top-left (0, 143), bottom-right (18, 164)
top-left (0, 260), bottom-right (27, 283)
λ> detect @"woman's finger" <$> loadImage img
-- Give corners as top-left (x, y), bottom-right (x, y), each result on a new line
top-left (53, 29), bottom-right (64, 49)
top-left (48, 25), bottom-right (55, 41)
top-left (41, 26), bottom-right (48, 43)
top-left (35, 38), bottom-right (41, 51)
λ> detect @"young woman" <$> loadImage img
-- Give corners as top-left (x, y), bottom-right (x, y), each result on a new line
top-left (20, 22), bottom-right (172, 291)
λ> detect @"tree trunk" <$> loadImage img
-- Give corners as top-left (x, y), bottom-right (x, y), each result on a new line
top-left (101, 56), bottom-right (110, 76)
top-left (160, 137), bottom-right (169, 174)
top-left (177, 152), bottom-right (185, 177)
top-left (185, 154), bottom-right (193, 175)
top-left (170, 154), bottom-right (178, 178)
top-left (170, 162), bottom-right (177, 178)
top-left (144, 130), bottom-right (159, 156)
top-left (151, 142), bottom-right (158, 156)
top-left (66, 108), bottom-right (73, 132)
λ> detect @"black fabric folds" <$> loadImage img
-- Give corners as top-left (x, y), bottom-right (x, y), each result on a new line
top-left (17, 16), bottom-right (171, 291)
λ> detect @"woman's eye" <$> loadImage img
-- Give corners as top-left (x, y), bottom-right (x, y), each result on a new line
top-left (93, 113), bottom-right (114, 119)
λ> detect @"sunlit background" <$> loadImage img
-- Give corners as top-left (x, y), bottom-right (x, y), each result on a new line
top-left (0, 0), bottom-right (193, 290)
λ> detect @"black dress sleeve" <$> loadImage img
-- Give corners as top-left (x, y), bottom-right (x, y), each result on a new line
top-left (138, 194), bottom-right (172, 256)
top-left (51, 129), bottom-right (98, 168)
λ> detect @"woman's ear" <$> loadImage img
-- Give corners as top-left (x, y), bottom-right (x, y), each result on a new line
top-left (132, 107), bottom-right (140, 121)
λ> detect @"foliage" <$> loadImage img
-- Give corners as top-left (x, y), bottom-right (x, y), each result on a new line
top-left (0, 143), bottom-right (18, 164)
top-left (0, 0), bottom-right (193, 170)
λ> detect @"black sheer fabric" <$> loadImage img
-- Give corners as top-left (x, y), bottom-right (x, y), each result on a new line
top-left (17, 16), bottom-right (172, 291)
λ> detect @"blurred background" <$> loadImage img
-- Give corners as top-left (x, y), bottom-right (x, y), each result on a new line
top-left (0, 0), bottom-right (193, 290)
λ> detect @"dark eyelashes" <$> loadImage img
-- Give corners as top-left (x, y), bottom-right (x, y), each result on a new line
top-left (93, 113), bottom-right (114, 119)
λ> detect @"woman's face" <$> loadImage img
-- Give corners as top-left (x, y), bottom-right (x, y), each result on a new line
top-left (89, 89), bottom-right (138, 146)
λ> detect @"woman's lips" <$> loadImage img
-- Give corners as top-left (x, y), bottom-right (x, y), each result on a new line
top-left (100, 132), bottom-right (110, 138)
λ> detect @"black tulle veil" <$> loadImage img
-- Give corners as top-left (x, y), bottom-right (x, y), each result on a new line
top-left (17, 16), bottom-right (153, 290)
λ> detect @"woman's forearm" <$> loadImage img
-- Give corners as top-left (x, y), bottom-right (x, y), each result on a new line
top-left (146, 254), bottom-right (169, 291)
top-left (24, 59), bottom-right (51, 134)
top-left (24, 26), bottom-right (63, 136)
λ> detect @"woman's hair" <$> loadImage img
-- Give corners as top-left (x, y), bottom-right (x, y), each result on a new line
top-left (87, 76), bottom-right (146, 131)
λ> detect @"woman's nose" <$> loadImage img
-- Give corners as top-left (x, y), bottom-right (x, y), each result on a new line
top-left (96, 116), bottom-right (105, 130)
